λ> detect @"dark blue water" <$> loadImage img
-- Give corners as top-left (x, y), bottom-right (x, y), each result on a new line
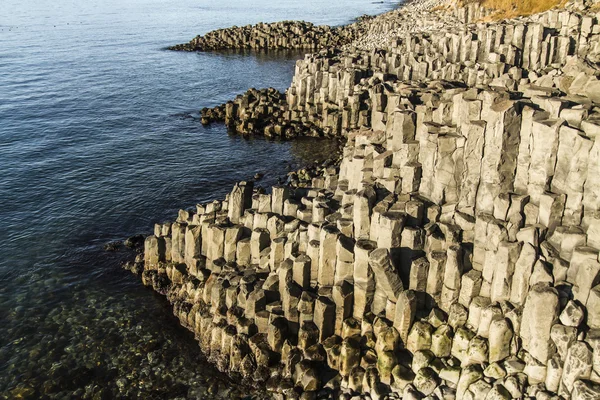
top-left (0, 0), bottom-right (397, 397)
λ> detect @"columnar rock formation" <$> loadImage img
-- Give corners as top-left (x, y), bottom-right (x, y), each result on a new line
top-left (169, 20), bottom-right (363, 52)
top-left (284, 2), bottom-right (600, 137)
top-left (200, 88), bottom-right (327, 138)
top-left (198, 1), bottom-right (600, 143)
top-left (134, 0), bottom-right (600, 399)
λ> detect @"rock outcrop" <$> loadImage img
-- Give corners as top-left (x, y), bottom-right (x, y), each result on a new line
top-left (131, 0), bottom-right (600, 398)
top-left (169, 20), bottom-right (363, 52)
top-left (200, 88), bottom-right (328, 138)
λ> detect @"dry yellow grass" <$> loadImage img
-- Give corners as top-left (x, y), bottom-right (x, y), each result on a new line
top-left (460, 0), bottom-right (568, 20)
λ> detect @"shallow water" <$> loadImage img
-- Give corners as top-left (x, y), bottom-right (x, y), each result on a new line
top-left (0, 0), bottom-right (398, 397)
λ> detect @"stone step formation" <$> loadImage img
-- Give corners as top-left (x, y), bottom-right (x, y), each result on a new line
top-left (132, 0), bottom-right (600, 399)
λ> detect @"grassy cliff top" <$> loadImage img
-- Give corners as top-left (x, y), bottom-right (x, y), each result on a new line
top-left (459, 0), bottom-right (570, 19)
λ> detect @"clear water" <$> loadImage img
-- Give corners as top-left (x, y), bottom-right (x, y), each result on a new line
top-left (0, 0), bottom-right (397, 397)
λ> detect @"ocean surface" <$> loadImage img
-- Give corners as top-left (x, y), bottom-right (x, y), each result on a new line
top-left (0, 0), bottom-right (397, 398)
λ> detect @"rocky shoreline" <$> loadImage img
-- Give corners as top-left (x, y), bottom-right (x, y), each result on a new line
top-left (127, 0), bottom-right (600, 398)
top-left (168, 20), bottom-right (362, 52)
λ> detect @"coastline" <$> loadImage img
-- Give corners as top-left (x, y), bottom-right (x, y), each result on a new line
top-left (168, 1), bottom-right (405, 52)
top-left (127, 0), bottom-right (600, 398)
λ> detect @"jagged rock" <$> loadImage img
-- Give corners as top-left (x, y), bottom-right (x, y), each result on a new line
top-left (559, 300), bottom-right (585, 328)
top-left (560, 341), bottom-right (593, 395)
top-left (572, 380), bottom-right (600, 400)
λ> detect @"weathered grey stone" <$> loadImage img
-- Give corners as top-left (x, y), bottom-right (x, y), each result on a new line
top-left (428, 307), bottom-right (446, 328)
top-left (560, 341), bottom-right (593, 394)
top-left (236, 237), bottom-right (251, 266)
top-left (456, 364), bottom-right (483, 399)
top-left (318, 225), bottom-right (339, 286)
top-left (184, 224), bottom-right (202, 268)
top-left (465, 335), bottom-right (488, 366)
top-left (270, 236), bottom-right (286, 271)
top-left (377, 211), bottom-right (406, 249)
top-left (413, 367), bottom-right (438, 395)
top-left (546, 355), bottom-right (564, 393)
top-left (228, 181), bottom-right (253, 223)
top-left (574, 256), bottom-right (600, 306)
top-left (490, 241), bottom-right (521, 303)
top-left (144, 235), bottom-right (166, 268)
top-left (171, 222), bottom-right (187, 264)
top-left (572, 379), bottom-right (600, 400)
top-left (484, 362), bottom-right (507, 380)
top-left (335, 235), bottom-right (355, 282)
top-left (282, 282), bottom-right (301, 335)
top-left (271, 185), bottom-right (290, 215)
top-left (391, 364), bottom-right (415, 392)
top-left (559, 300), bottom-right (585, 327)
top-left (298, 321), bottom-right (319, 351)
top-left (484, 384), bottom-right (512, 400)
top-left (426, 251), bottom-right (447, 299)
top-left (467, 296), bottom-right (490, 331)
top-left (587, 285), bottom-right (600, 329)
top-left (488, 318), bottom-right (513, 363)
top-left (452, 326), bottom-right (475, 363)
top-left (369, 248), bottom-right (403, 302)
top-left (449, 302), bottom-right (469, 329)
top-left (444, 244), bottom-right (463, 290)
top-left (393, 289), bottom-right (417, 345)
top-left (348, 365), bottom-right (365, 393)
top-left (520, 283), bottom-right (560, 363)
top-left (354, 187), bottom-right (376, 239)
top-left (431, 324), bottom-right (453, 358)
top-left (439, 365), bottom-right (461, 386)
top-left (306, 239), bottom-right (320, 284)
top-left (509, 243), bottom-right (537, 305)
top-left (245, 288), bottom-right (266, 319)
top-left (339, 336), bottom-right (361, 377)
top-left (409, 256), bottom-right (429, 292)
top-left (332, 281), bottom-right (354, 335)
top-left (459, 269), bottom-right (482, 307)
top-left (406, 321), bottom-right (433, 353)
top-left (293, 254), bottom-right (311, 289)
top-left (377, 349), bottom-right (399, 385)
top-left (411, 349), bottom-right (434, 373)
top-left (250, 228), bottom-right (270, 264)
top-left (295, 360), bottom-right (321, 391)
top-left (477, 303), bottom-right (502, 339)
top-left (314, 295), bottom-right (336, 341)
top-left (223, 225), bottom-right (243, 263)
top-left (266, 214), bottom-right (285, 239)
top-left (267, 317), bottom-right (288, 353)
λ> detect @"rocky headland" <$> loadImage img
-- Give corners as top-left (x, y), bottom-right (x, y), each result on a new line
top-left (128, 0), bottom-right (600, 398)
top-left (168, 20), bottom-right (363, 52)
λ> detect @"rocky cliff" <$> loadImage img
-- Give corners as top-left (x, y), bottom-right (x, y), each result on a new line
top-left (131, 0), bottom-right (600, 398)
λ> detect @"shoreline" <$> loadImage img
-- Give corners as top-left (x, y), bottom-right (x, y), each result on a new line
top-left (168, 1), bottom-right (406, 52)
top-left (127, 0), bottom-right (600, 398)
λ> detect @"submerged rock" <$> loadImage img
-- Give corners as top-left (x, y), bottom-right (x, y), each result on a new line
top-left (104, 241), bottom-right (122, 251)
